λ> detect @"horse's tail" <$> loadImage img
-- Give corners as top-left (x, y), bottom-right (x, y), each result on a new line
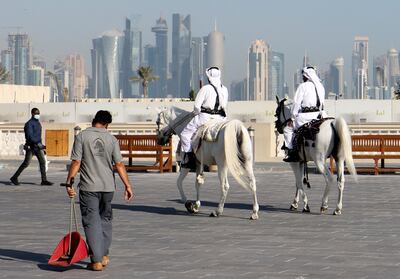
top-left (223, 120), bottom-right (255, 192)
top-left (335, 117), bottom-right (358, 181)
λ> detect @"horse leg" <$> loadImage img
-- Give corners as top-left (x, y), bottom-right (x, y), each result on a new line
top-left (245, 161), bottom-right (259, 220)
top-left (315, 158), bottom-right (335, 214)
top-left (333, 159), bottom-right (345, 215)
top-left (289, 162), bottom-right (304, 211)
top-left (177, 168), bottom-right (190, 203)
top-left (210, 166), bottom-right (229, 218)
top-left (192, 166), bottom-right (203, 213)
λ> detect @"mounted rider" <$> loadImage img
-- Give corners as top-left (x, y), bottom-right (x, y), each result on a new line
top-left (180, 66), bottom-right (228, 169)
top-left (283, 66), bottom-right (327, 162)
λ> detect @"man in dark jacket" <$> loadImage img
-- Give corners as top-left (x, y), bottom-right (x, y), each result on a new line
top-left (10, 108), bottom-right (53, 186)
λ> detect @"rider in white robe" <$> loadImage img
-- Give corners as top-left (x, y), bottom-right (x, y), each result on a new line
top-left (283, 66), bottom-right (326, 162)
top-left (180, 67), bottom-right (228, 168)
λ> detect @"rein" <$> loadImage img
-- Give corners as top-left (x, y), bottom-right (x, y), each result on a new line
top-left (159, 111), bottom-right (194, 137)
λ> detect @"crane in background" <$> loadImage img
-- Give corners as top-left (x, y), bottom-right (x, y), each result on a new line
top-left (47, 71), bottom-right (69, 102)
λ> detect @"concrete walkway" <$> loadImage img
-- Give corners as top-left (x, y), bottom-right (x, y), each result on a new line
top-left (0, 161), bottom-right (399, 278)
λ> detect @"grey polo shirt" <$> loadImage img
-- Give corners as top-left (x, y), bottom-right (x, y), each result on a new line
top-left (71, 127), bottom-right (123, 192)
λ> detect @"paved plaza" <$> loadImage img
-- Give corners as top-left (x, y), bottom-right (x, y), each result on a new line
top-left (0, 160), bottom-right (399, 279)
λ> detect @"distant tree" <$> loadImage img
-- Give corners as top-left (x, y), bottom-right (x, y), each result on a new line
top-left (0, 66), bottom-right (9, 83)
top-left (188, 89), bottom-right (196, 101)
top-left (130, 66), bottom-right (159, 98)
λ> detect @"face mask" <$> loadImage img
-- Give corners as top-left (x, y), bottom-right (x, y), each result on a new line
top-left (34, 114), bottom-right (40, 120)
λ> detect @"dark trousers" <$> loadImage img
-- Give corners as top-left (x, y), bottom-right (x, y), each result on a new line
top-left (12, 148), bottom-right (47, 181)
top-left (79, 190), bottom-right (114, 263)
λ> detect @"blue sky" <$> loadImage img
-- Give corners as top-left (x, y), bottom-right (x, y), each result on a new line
top-left (1, 0), bottom-right (399, 91)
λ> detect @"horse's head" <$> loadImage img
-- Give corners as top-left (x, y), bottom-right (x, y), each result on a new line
top-left (156, 107), bottom-right (174, 146)
top-left (274, 96), bottom-right (293, 134)
top-left (156, 106), bottom-right (195, 145)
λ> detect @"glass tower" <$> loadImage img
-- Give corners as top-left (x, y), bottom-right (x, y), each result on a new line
top-left (172, 13), bottom-right (191, 97)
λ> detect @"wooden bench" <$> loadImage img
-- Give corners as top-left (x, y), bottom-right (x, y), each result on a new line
top-left (115, 135), bottom-right (173, 173)
top-left (330, 135), bottom-right (400, 175)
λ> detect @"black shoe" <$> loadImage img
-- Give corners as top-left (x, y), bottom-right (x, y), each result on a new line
top-left (41, 180), bottom-right (54, 186)
top-left (283, 150), bottom-right (300, 162)
top-left (180, 152), bottom-right (196, 169)
top-left (10, 177), bottom-right (20, 186)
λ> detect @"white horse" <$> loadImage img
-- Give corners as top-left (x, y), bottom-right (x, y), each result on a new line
top-left (275, 98), bottom-right (357, 215)
top-left (156, 107), bottom-right (259, 220)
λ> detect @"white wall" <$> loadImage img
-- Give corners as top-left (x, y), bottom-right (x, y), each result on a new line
top-left (0, 84), bottom-right (50, 103)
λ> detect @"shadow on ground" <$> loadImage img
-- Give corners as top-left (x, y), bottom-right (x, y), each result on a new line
top-left (0, 248), bottom-right (86, 272)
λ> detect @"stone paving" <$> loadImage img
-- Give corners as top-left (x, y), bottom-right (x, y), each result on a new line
top-left (0, 160), bottom-right (399, 278)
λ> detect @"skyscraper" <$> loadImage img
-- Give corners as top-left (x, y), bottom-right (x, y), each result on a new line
top-left (387, 48), bottom-right (400, 91)
top-left (8, 34), bottom-right (32, 85)
top-left (151, 16), bottom-right (168, 97)
top-left (191, 37), bottom-right (205, 92)
top-left (143, 44), bottom-right (157, 97)
top-left (247, 40), bottom-right (269, 101)
top-left (27, 66), bottom-right (44, 86)
top-left (65, 54), bottom-right (86, 101)
top-left (269, 51), bottom-right (285, 99)
top-left (172, 13), bottom-right (191, 97)
top-left (0, 50), bottom-right (13, 83)
top-left (90, 30), bottom-right (125, 98)
top-left (352, 36), bottom-right (369, 99)
top-left (205, 28), bottom-right (224, 78)
top-left (326, 57), bottom-right (344, 97)
top-left (122, 16), bottom-right (142, 98)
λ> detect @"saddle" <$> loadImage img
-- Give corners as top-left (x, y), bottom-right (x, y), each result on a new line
top-left (296, 117), bottom-right (335, 142)
top-left (191, 120), bottom-right (228, 153)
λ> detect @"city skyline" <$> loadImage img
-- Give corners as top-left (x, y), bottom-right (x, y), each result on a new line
top-left (1, 0), bottom-right (400, 97)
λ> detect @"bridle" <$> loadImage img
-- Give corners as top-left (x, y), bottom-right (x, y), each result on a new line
top-left (275, 99), bottom-right (291, 134)
top-left (156, 110), bottom-right (195, 144)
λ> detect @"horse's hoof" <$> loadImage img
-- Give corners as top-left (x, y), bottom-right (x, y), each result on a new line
top-left (333, 209), bottom-right (342, 216)
top-left (185, 201), bottom-right (195, 214)
top-left (302, 205), bottom-right (311, 213)
top-left (290, 205), bottom-right (298, 211)
top-left (320, 206), bottom-right (328, 214)
top-left (250, 213), bottom-right (259, 220)
top-left (209, 211), bottom-right (219, 217)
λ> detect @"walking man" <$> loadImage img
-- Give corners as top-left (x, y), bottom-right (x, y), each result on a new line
top-left (65, 110), bottom-right (134, 271)
top-left (10, 108), bottom-right (53, 186)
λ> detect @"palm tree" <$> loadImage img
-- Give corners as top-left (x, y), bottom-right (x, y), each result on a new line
top-left (130, 66), bottom-right (159, 98)
top-left (0, 66), bottom-right (9, 83)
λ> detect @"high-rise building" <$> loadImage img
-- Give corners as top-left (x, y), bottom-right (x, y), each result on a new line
top-left (205, 28), bottom-right (224, 78)
top-left (90, 30), bottom-right (125, 98)
top-left (53, 60), bottom-right (69, 102)
top-left (172, 13), bottom-right (191, 97)
top-left (65, 54), bottom-right (86, 101)
top-left (351, 36), bottom-right (369, 99)
top-left (191, 37), bottom-right (205, 92)
top-left (151, 16), bottom-right (168, 97)
top-left (33, 55), bottom-right (46, 71)
top-left (326, 57), bottom-right (344, 97)
top-left (387, 48), bottom-right (400, 90)
top-left (293, 53), bottom-right (310, 92)
top-left (27, 66), bottom-right (44, 86)
top-left (373, 54), bottom-right (390, 99)
top-left (247, 40), bottom-right (269, 101)
top-left (230, 79), bottom-right (247, 101)
top-left (143, 44), bottom-right (157, 97)
top-left (8, 34), bottom-right (32, 85)
top-left (269, 51), bottom-right (285, 99)
top-left (122, 16), bottom-right (142, 98)
top-left (0, 50), bottom-right (13, 83)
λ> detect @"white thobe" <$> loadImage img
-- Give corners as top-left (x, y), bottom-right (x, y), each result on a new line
top-left (284, 81), bottom-right (326, 149)
top-left (180, 84), bottom-right (228, 152)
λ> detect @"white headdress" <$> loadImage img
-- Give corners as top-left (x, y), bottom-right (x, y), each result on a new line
top-left (206, 67), bottom-right (222, 88)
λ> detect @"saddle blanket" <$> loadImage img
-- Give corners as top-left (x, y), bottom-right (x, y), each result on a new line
top-left (191, 119), bottom-right (229, 153)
